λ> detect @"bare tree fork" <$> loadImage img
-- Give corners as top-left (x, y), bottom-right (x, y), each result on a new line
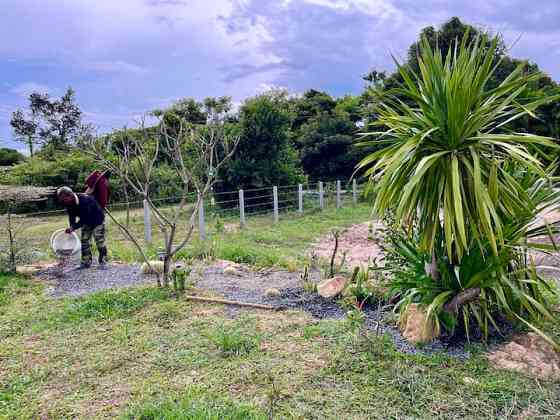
top-left (86, 112), bottom-right (239, 286)
top-left (104, 209), bottom-right (160, 286)
top-left (443, 288), bottom-right (481, 313)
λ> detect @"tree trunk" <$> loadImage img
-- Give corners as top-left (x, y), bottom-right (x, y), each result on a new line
top-left (444, 288), bottom-right (481, 313)
top-left (162, 256), bottom-right (172, 287)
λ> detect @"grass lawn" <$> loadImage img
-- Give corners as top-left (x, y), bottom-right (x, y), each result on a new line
top-left (2, 204), bottom-right (560, 419)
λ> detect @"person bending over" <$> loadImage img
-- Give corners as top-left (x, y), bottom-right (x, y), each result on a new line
top-left (57, 186), bottom-right (107, 269)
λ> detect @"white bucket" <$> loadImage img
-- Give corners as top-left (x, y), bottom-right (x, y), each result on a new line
top-left (50, 229), bottom-right (81, 257)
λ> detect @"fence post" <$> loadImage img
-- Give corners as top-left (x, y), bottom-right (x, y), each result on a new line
top-left (198, 195), bottom-right (205, 240)
top-left (352, 179), bottom-right (357, 205)
top-left (143, 199), bottom-right (152, 244)
top-left (319, 181), bottom-right (324, 210)
top-left (273, 186), bottom-right (279, 223)
top-left (239, 189), bottom-right (246, 228)
top-left (298, 184), bottom-right (303, 214)
top-left (336, 180), bottom-right (341, 209)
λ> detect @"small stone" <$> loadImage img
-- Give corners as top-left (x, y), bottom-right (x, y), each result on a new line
top-left (317, 276), bottom-right (347, 298)
top-left (140, 261), bottom-right (164, 275)
top-left (223, 266), bottom-right (241, 276)
top-left (462, 376), bottom-right (477, 385)
top-left (399, 303), bottom-right (439, 344)
top-left (265, 288), bottom-right (281, 297)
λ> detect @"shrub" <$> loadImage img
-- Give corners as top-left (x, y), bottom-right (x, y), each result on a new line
top-left (385, 166), bottom-right (560, 343)
top-left (358, 31), bottom-right (560, 345)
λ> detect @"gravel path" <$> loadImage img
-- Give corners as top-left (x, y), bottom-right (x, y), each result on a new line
top-left (35, 257), bottom-right (475, 358)
top-left (37, 262), bottom-right (151, 298)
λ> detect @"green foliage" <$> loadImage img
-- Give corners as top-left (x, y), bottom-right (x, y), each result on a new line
top-left (123, 388), bottom-right (266, 420)
top-left (343, 266), bottom-right (376, 306)
top-left (0, 274), bottom-right (35, 306)
top-left (10, 88), bottom-right (88, 157)
top-left (291, 90), bottom-right (373, 181)
top-left (385, 165), bottom-right (560, 343)
top-left (4, 151), bottom-right (95, 191)
top-left (0, 148), bottom-right (25, 166)
top-left (359, 32), bottom-right (558, 260)
top-left (206, 322), bottom-right (262, 357)
top-left (360, 31), bottom-right (560, 345)
top-left (61, 288), bottom-right (172, 323)
top-left (219, 91), bottom-right (303, 191)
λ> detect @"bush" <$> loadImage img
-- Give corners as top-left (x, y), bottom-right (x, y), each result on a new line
top-left (385, 167), bottom-right (560, 344)
top-left (0, 148), bottom-right (25, 166)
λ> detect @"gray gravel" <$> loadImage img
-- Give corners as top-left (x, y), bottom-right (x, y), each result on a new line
top-left (38, 262), bottom-right (152, 298)
top-left (37, 259), bottom-right (505, 359)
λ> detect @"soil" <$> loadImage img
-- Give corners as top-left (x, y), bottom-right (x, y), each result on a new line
top-left (487, 333), bottom-right (560, 380)
top-left (310, 222), bottom-right (385, 269)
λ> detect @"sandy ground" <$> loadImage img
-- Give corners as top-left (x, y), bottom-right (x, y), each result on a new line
top-left (310, 221), bottom-right (385, 269)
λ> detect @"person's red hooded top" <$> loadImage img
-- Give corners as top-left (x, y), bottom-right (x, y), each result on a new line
top-left (85, 170), bottom-right (110, 209)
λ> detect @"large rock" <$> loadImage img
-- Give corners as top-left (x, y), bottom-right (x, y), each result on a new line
top-left (487, 333), bottom-right (560, 380)
top-left (317, 276), bottom-right (347, 298)
top-left (399, 303), bottom-right (439, 344)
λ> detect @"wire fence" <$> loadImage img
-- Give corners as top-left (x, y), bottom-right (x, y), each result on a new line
top-left (0, 179), bottom-right (368, 260)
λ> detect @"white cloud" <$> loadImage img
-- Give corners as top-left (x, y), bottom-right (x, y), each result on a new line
top-left (87, 60), bottom-right (149, 75)
top-left (10, 82), bottom-right (50, 98)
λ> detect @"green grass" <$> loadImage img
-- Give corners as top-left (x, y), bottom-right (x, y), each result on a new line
top-left (2, 203), bottom-right (560, 418)
top-left (205, 319), bottom-right (262, 357)
top-left (123, 388), bottom-right (266, 419)
top-left (0, 274), bottom-right (559, 418)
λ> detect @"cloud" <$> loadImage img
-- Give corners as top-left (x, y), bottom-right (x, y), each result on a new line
top-left (10, 82), bottom-right (50, 98)
top-left (0, 0), bottom-right (559, 149)
top-left (86, 60), bottom-right (149, 75)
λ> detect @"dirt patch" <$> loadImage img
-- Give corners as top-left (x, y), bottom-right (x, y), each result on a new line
top-left (487, 333), bottom-right (560, 380)
top-left (310, 222), bottom-right (385, 269)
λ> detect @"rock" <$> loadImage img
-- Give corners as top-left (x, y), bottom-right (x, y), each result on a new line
top-left (317, 276), bottom-right (347, 298)
top-left (399, 303), bottom-right (439, 344)
top-left (16, 265), bottom-right (40, 275)
top-left (140, 261), bottom-right (164, 275)
top-left (462, 376), bottom-right (478, 385)
top-left (223, 266), bottom-right (242, 276)
top-left (265, 288), bottom-right (281, 297)
top-left (487, 333), bottom-right (560, 380)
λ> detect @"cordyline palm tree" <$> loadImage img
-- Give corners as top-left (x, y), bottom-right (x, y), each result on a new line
top-left (358, 32), bottom-right (560, 342)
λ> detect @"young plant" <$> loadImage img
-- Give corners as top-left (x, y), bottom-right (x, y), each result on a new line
top-left (88, 108), bottom-right (240, 286)
top-left (300, 264), bottom-right (316, 293)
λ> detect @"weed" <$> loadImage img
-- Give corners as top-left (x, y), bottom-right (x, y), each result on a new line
top-left (123, 388), bottom-right (266, 419)
top-left (206, 322), bottom-right (261, 357)
top-left (300, 265), bottom-right (316, 293)
top-left (214, 216), bottom-right (225, 234)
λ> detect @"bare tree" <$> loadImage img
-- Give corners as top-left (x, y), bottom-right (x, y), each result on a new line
top-left (88, 114), bottom-right (239, 286)
top-left (0, 209), bottom-right (28, 273)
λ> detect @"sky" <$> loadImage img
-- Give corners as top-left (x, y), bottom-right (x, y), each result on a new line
top-left (1, 0), bottom-right (560, 152)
